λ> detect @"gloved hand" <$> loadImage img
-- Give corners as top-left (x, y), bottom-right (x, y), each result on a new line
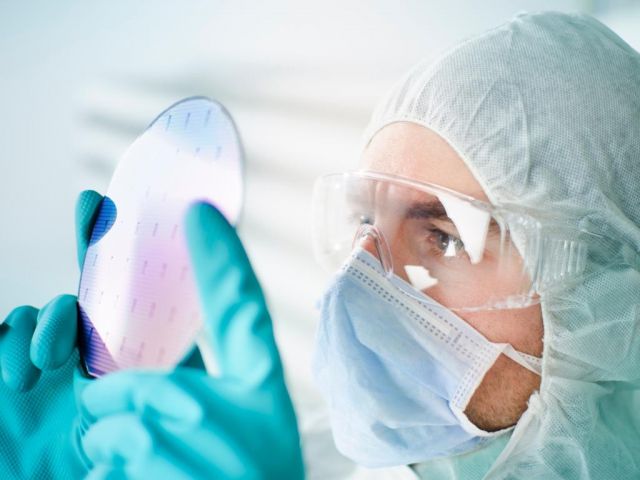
top-left (0, 189), bottom-right (103, 478)
top-left (0, 190), bottom-right (103, 392)
top-left (79, 202), bottom-right (305, 479)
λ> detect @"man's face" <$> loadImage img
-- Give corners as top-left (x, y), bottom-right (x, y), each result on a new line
top-left (361, 121), bottom-right (543, 431)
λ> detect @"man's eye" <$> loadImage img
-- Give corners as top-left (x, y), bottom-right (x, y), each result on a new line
top-left (359, 215), bottom-right (373, 225)
top-left (430, 229), bottom-right (464, 256)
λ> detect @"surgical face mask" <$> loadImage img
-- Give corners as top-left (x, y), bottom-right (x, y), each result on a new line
top-left (312, 248), bottom-right (541, 468)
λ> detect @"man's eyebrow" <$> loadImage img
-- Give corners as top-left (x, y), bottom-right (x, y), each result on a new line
top-left (404, 200), bottom-right (501, 232)
top-left (404, 201), bottom-right (449, 220)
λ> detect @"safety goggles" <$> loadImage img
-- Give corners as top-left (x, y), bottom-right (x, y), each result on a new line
top-left (312, 171), bottom-right (597, 311)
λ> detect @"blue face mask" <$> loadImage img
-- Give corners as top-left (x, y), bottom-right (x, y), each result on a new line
top-left (312, 249), bottom-right (541, 468)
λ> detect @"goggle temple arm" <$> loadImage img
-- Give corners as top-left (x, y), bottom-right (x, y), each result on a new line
top-left (353, 224), bottom-right (394, 276)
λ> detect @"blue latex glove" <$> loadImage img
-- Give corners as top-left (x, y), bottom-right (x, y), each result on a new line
top-left (0, 190), bottom-right (102, 392)
top-left (0, 190), bottom-right (103, 478)
top-left (79, 202), bottom-right (305, 479)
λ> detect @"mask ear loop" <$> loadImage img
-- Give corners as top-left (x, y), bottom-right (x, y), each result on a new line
top-left (498, 344), bottom-right (543, 376)
top-left (353, 224), bottom-right (394, 277)
top-left (450, 342), bottom-right (542, 438)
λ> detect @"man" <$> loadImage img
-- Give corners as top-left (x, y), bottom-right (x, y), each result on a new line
top-left (1, 11), bottom-right (639, 479)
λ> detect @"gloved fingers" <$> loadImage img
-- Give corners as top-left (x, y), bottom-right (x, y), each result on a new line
top-left (184, 202), bottom-right (285, 389)
top-left (82, 370), bottom-right (267, 478)
top-left (82, 413), bottom-right (152, 466)
top-left (82, 371), bottom-right (203, 426)
top-left (74, 366), bottom-right (97, 432)
top-left (83, 369), bottom-right (256, 435)
top-left (84, 464), bottom-right (127, 480)
top-left (75, 189), bottom-right (104, 269)
top-left (30, 294), bottom-right (78, 370)
top-left (87, 463), bottom-right (192, 480)
top-left (83, 414), bottom-right (194, 480)
top-left (147, 418), bottom-right (258, 479)
top-left (0, 305), bottom-right (41, 391)
top-left (177, 344), bottom-right (206, 370)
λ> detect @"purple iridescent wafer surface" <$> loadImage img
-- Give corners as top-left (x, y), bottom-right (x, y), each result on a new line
top-left (77, 97), bottom-right (243, 377)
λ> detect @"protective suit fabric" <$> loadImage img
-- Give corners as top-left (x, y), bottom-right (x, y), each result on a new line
top-left (412, 431), bottom-right (511, 480)
top-left (363, 11), bottom-right (640, 480)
